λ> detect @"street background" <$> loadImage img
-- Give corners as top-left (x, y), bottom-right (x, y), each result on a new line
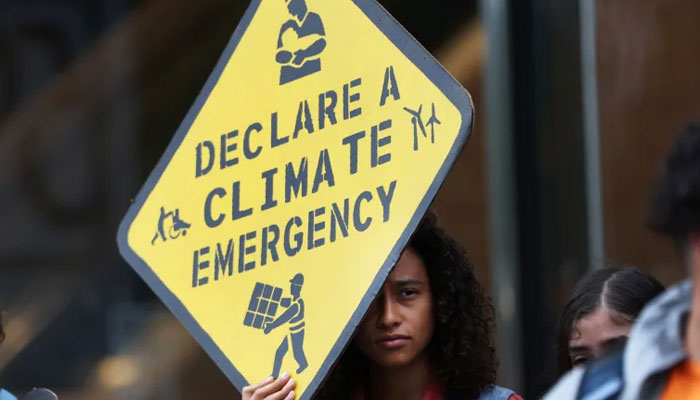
top-left (1, 0), bottom-right (699, 398)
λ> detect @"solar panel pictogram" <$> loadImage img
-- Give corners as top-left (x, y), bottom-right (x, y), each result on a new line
top-left (243, 282), bottom-right (284, 329)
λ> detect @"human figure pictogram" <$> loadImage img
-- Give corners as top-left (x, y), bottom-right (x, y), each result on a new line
top-left (275, 0), bottom-right (326, 85)
top-left (264, 273), bottom-right (308, 376)
top-left (151, 207), bottom-right (191, 245)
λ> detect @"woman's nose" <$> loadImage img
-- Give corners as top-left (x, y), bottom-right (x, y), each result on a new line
top-left (377, 293), bottom-right (400, 328)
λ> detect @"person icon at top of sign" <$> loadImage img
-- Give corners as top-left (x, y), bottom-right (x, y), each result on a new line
top-left (264, 273), bottom-right (309, 378)
top-left (275, 0), bottom-right (326, 85)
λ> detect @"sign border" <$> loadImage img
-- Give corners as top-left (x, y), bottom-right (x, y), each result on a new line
top-left (117, 0), bottom-right (473, 398)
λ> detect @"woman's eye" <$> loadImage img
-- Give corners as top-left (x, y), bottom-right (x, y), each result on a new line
top-left (401, 289), bottom-right (418, 297)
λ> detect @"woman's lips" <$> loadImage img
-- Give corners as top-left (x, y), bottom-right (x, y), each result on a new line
top-left (377, 334), bottom-right (410, 349)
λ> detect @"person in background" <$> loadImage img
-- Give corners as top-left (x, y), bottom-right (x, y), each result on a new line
top-left (544, 121), bottom-right (700, 399)
top-left (241, 212), bottom-right (522, 400)
top-left (555, 267), bottom-right (663, 376)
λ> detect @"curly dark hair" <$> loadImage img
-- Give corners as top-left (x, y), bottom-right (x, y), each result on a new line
top-left (316, 211), bottom-right (497, 399)
top-left (649, 121), bottom-right (700, 244)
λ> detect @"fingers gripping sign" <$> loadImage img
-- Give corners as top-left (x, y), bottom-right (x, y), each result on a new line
top-left (242, 372), bottom-right (296, 400)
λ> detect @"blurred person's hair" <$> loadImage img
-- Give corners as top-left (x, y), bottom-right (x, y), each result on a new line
top-left (554, 266), bottom-right (664, 376)
top-left (0, 313), bottom-right (4, 344)
top-left (649, 121), bottom-right (700, 247)
top-left (316, 211), bottom-right (497, 400)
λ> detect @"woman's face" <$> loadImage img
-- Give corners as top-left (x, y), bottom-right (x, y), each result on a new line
top-left (568, 305), bottom-right (631, 367)
top-left (355, 248), bottom-right (434, 368)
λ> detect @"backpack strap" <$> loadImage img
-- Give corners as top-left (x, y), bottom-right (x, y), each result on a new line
top-left (445, 385), bottom-right (514, 400)
top-left (478, 385), bottom-right (516, 400)
top-left (445, 385), bottom-right (515, 400)
top-left (577, 350), bottom-right (625, 400)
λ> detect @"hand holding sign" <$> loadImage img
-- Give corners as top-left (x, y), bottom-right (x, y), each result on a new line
top-left (241, 373), bottom-right (296, 400)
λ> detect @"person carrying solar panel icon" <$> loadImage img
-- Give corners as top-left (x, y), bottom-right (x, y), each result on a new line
top-left (264, 273), bottom-right (308, 377)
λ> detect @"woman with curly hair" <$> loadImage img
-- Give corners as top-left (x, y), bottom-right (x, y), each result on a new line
top-left (242, 212), bottom-right (521, 400)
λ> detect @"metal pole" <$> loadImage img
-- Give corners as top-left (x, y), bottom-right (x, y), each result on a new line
top-left (480, 0), bottom-right (523, 391)
top-left (579, 0), bottom-right (605, 268)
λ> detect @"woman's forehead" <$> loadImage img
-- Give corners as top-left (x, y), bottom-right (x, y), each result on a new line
top-left (389, 249), bottom-right (428, 281)
top-left (569, 305), bottom-right (631, 344)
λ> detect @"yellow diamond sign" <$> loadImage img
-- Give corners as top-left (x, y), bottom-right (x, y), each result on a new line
top-left (117, 0), bottom-right (473, 398)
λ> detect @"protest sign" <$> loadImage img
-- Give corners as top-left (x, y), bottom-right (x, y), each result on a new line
top-left (117, 0), bottom-right (473, 397)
